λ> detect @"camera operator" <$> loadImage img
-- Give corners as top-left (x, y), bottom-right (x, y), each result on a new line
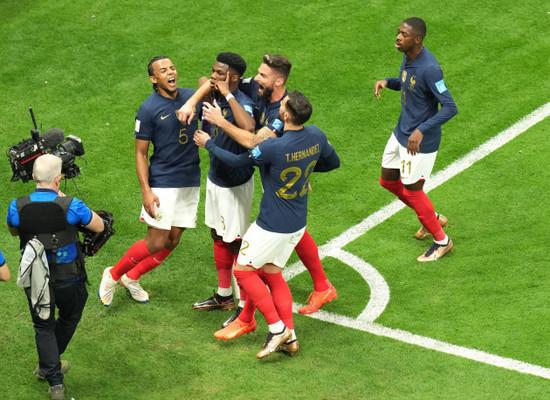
top-left (6, 154), bottom-right (104, 400)
top-left (0, 249), bottom-right (9, 281)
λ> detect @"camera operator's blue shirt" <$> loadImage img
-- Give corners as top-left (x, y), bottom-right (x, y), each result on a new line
top-left (135, 88), bottom-right (202, 188)
top-left (0, 249), bottom-right (5, 267)
top-left (7, 189), bottom-right (93, 264)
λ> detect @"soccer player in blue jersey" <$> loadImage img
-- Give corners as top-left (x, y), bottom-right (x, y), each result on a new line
top-left (373, 17), bottom-right (458, 262)
top-left (195, 91), bottom-right (340, 358)
top-left (201, 55), bottom-right (338, 329)
top-left (98, 56), bottom-right (203, 306)
top-left (191, 52), bottom-right (257, 312)
top-left (0, 249), bottom-right (9, 281)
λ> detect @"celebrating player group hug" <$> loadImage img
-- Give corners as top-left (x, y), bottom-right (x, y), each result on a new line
top-left (4, 15), bottom-right (458, 400)
top-left (96, 16), bottom-right (456, 361)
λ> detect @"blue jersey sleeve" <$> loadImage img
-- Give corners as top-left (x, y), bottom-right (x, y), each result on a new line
top-left (0, 249), bottom-right (5, 267)
top-left (314, 141), bottom-right (340, 172)
top-left (205, 140), bottom-right (254, 168)
top-left (134, 104), bottom-right (154, 140)
top-left (416, 65), bottom-right (458, 135)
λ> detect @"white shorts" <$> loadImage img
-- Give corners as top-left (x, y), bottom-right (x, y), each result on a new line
top-left (237, 222), bottom-right (306, 269)
top-left (381, 133), bottom-right (437, 185)
top-left (205, 176), bottom-right (254, 242)
top-left (140, 187), bottom-right (200, 230)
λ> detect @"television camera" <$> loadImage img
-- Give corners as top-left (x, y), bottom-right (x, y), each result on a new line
top-left (6, 107), bottom-right (115, 257)
top-left (7, 107), bottom-right (85, 183)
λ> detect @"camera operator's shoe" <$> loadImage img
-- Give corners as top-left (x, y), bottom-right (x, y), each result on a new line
top-left (417, 239), bottom-right (453, 262)
top-left (34, 360), bottom-right (70, 380)
top-left (222, 306), bottom-right (243, 328)
top-left (415, 214), bottom-right (448, 240)
top-left (121, 274), bottom-right (149, 303)
top-left (98, 267), bottom-right (118, 307)
top-left (278, 338), bottom-right (299, 357)
top-left (256, 327), bottom-right (292, 359)
top-left (298, 284), bottom-right (338, 315)
top-left (214, 318), bottom-right (257, 341)
top-left (48, 384), bottom-right (66, 400)
top-left (192, 291), bottom-right (235, 310)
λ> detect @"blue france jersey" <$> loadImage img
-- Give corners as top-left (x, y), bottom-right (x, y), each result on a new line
top-left (0, 249), bottom-right (5, 267)
top-left (135, 88), bottom-right (201, 188)
top-left (239, 78), bottom-right (286, 136)
top-left (7, 189), bottom-right (93, 264)
top-left (251, 126), bottom-right (339, 233)
top-left (207, 89), bottom-right (255, 187)
top-left (385, 47), bottom-right (457, 153)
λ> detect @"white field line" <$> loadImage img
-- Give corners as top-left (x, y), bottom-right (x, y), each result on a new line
top-left (284, 101), bottom-right (550, 379)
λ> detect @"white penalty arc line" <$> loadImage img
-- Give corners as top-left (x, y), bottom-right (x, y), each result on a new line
top-left (285, 101), bottom-right (550, 380)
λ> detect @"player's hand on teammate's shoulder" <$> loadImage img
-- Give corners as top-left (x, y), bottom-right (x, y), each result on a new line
top-left (177, 103), bottom-right (196, 125)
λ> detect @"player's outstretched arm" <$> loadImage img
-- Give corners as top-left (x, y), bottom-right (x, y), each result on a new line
top-left (177, 79), bottom-right (211, 125)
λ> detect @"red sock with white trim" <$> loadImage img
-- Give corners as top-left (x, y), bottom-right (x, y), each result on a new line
top-left (295, 230), bottom-right (330, 292)
top-left (214, 240), bottom-right (233, 295)
top-left (110, 239), bottom-right (152, 281)
top-left (234, 270), bottom-right (280, 325)
top-left (403, 188), bottom-right (446, 241)
top-left (259, 270), bottom-right (294, 330)
top-left (380, 177), bottom-right (413, 208)
top-left (126, 248), bottom-right (172, 280)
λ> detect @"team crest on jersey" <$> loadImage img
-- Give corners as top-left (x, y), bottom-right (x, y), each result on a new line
top-left (251, 146), bottom-right (261, 159)
top-left (435, 79), bottom-right (448, 93)
top-left (401, 70), bottom-right (407, 83)
top-left (272, 119), bottom-right (283, 132)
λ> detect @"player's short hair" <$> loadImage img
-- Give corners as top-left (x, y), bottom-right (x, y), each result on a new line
top-left (33, 154), bottom-right (62, 185)
top-left (403, 17), bottom-right (426, 39)
top-left (216, 52), bottom-right (247, 77)
top-left (262, 54), bottom-right (292, 82)
top-left (285, 90), bottom-right (312, 126)
top-left (148, 56), bottom-right (170, 92)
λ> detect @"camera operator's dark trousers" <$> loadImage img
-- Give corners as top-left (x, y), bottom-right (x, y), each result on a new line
top-left (25, 279), bottom-right (88, 386)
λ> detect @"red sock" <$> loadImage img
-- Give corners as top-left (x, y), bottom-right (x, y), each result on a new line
top-left (234, 270), bottom-right (280, 325)
top-left (403, 188), bottom-right (445, 241)
top-left (126, 248), bottom-right (172, 280)
top-left (111, 239), bottom-right (152, 281)
top-left (238, 290), bottom-right (256, 324)
top-left (380, 177), bottom-right (413, 207)
top-left (259, 270), bottom-right (294, 330)
top-left (295, 230), bottom-right (329, 292)
top-left (214, 240), bottom-right (233, 289)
